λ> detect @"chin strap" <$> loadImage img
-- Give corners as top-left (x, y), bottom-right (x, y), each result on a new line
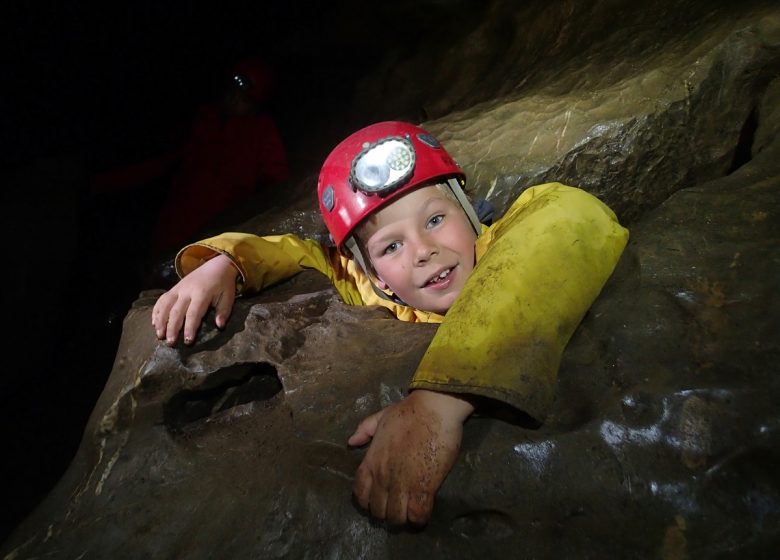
top-left (372, 284), bottom-right (407, 305)
top-left (447, 177), bottom-right (482, 236)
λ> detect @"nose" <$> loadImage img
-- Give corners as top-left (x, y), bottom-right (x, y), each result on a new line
top-left (413, 233), bottom-right (438, 265)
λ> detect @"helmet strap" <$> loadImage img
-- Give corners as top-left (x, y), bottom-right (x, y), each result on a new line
top-left (344, 235), bottom-right (369, 276)
top-left (344, 235), bottom-right (407, 305)
top-left (446, 178), bottom-right (482, 236)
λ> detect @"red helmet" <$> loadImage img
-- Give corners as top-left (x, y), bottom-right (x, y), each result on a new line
top-left (229, 57), bottom-right (274, 102)
top-left (317, 121), bottom-right (480, 259)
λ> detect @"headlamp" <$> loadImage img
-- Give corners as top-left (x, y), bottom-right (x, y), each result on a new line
top-left (350, 136), bottom-right (416, 195)
top-left (232, 74), bottom-right (251, 91)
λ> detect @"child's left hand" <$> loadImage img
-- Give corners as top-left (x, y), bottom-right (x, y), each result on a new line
top-left (348, 389), bottom-right (474, 526)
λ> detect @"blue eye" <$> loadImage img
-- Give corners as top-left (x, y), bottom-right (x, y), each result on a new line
top-left (427, 214), bottom-right (444, 228)
top-left (384, 241), bottom-right (401, 254)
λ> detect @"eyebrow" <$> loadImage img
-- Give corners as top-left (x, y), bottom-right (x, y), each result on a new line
top-left (367, 230), bottom-right (398, 251)
top-left (421, 194), bottom-right (450, 213)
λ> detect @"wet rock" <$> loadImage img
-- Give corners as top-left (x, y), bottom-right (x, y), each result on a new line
top-left (6, 113), bottom-right (779, 560)
top-left (236, 2), bottom-right (780, 242)
top-left (4, 2), bottom-right (780, 559)
top-left (423, 2), bottom-right (780, 223)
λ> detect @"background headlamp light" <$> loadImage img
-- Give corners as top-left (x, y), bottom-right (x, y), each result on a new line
top-left (350, 137), bottom-right (416, 194)
top-left (232, 74), bottom-right (251, 91)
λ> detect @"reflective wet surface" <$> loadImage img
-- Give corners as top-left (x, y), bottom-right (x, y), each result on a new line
top-left (4, 2), bottom-right (780, 557)
top-left (4, 134), bottom-right (778, 557)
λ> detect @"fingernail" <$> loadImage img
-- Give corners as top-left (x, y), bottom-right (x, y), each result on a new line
top-left (184, 336), bottom-right (193, 345)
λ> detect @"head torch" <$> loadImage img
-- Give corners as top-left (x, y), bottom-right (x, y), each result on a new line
top-left (349, 136), bottom-right (416, 195)
top-left (232, 74), bottom-right (251, 92)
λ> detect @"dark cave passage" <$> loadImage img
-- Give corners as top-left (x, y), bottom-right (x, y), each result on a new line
top-left (728, 106), bottom-right (758, 174)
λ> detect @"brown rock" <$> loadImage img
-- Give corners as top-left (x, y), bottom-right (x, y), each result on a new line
top-left (4, 2), bottom-right (780, 558)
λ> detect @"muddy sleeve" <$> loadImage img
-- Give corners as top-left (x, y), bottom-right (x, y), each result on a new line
top-left (409, 183), bottom-right (629, 422)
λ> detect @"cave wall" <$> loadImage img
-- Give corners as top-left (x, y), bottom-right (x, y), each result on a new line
top-left (3, 0), bottom-right (780, 557)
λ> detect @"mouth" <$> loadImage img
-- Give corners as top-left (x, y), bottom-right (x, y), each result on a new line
top-left (423, 266), bottom-right (455, 288)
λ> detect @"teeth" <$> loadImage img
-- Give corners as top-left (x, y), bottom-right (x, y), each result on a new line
top-left (428, 268), bottom-right (451, 285)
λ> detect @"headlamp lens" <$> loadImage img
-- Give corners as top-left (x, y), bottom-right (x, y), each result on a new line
top-left (232, 74), bottom-right (250, 91)
top-left (352, 137), bottom-right (415, 194)
top-left (355, 160), bottom-right (390, 190)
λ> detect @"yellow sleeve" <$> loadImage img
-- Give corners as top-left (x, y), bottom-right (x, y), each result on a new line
top-left (175, 232), bottom-right (366, 306)
top-left (409, 183), bottom-right (629, 422)
top-left (175, 232), bottom-right (449, 322)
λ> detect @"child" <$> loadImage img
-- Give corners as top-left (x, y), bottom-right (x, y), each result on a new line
top-left (152, 121), bottom-right (629, 526)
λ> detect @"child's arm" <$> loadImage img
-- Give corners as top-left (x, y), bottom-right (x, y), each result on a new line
top-left (153, 232), bottom-right (367, 345)
top-left (410, 183), bottom-right (629, 421)
top-left (350, 184), bottom-right (629, 524)
top-left (175, 232), bottom-right (365, 304)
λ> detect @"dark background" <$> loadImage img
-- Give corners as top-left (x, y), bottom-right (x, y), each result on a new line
top-left (1, 1), bottom-right (486, 541)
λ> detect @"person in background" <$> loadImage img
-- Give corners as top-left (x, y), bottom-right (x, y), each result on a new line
top-left (92, 56), bottom-right (289, 260)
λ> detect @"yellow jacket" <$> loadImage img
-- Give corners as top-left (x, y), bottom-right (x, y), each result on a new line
top-left (176, 183), bottom-right (628, 421)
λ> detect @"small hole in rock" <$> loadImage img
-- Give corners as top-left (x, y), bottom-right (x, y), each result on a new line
top-left (727, 106), bottom-right (757, 174)
top-left (164, 362), bottom-right (282, 430)
top-left (451, 509), bottom-right (515, 539)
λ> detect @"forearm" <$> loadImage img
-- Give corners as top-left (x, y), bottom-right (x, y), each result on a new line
top-left (176, 233), bottom-right (326, 289)
top-left (410, 389), bottom-right (475, 424)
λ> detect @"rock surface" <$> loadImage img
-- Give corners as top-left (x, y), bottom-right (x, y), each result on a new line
top-left (4, 1), bottom-right (780, 558)
top-left (421, 2), bottom-right (780, 223)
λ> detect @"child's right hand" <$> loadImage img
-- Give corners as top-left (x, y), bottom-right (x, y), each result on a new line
top-left (152, 254), bottom-right (239, 346)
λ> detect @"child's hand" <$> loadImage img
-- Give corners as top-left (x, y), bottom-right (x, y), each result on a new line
top-left (152, 254), bottom-right (239, 346)
top-left (348, 390), bottom-right (474, 526)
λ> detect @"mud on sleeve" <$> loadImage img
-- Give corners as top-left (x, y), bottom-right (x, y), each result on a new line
top-left (409, 184), bottom-right (629, 423)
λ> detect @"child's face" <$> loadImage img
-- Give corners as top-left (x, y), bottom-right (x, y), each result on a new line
top-left (361, 185), bottom-right (478, 314)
